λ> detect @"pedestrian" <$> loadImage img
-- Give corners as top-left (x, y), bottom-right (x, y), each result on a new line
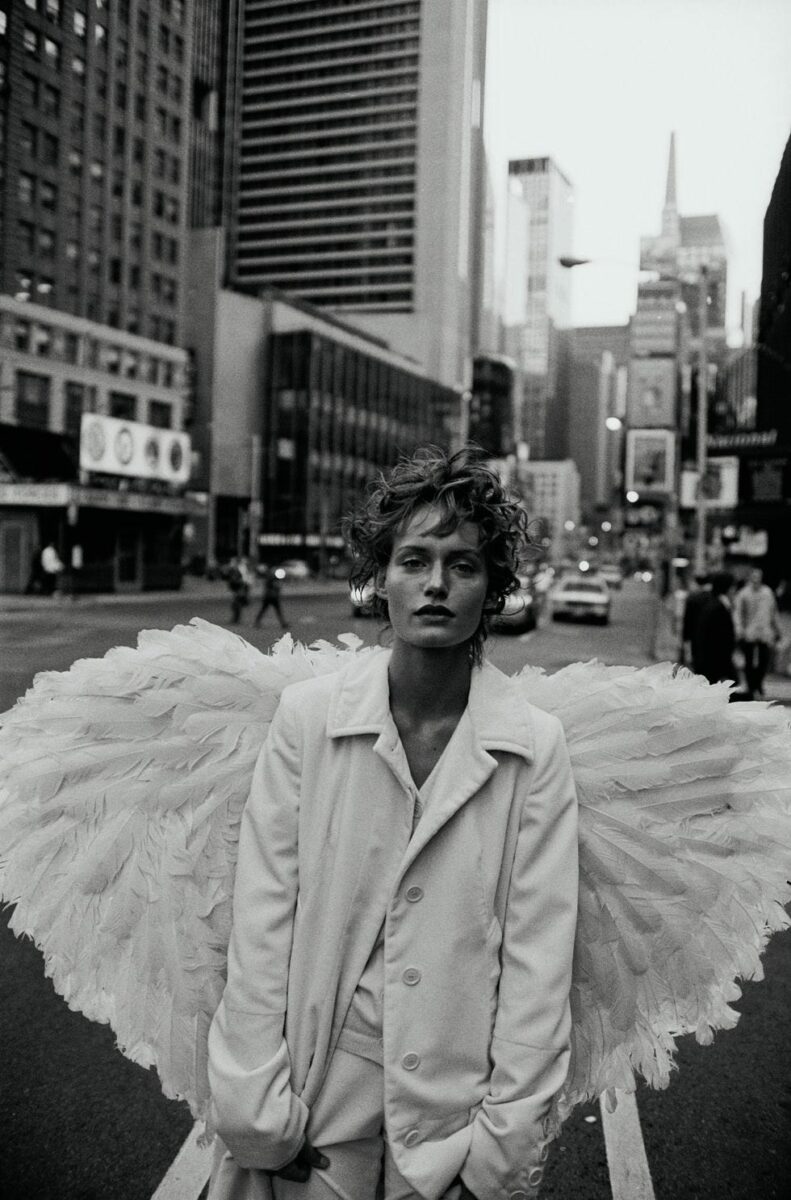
top-left (206, 447), bottom-right (579, 1200)
top-left (24, 545), bottom-right (44, 595)
top-left (680, 572), bottom-right (711, 671)
top-left (40, 541), bottom-right (64, 595)
top-left (691, 570), bottom-right (738, 688)
top-left (69, 543), bottom-right (83, 601)
top-left (254, 565), bottom-right (289, 630)
top-left (227, 556), bottom-right (252, 625)
top-left (734, 567), bottom-right (781, 698)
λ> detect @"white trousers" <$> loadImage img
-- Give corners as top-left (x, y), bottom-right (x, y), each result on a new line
top-left (207, 1048), bottom-right (463, 1200)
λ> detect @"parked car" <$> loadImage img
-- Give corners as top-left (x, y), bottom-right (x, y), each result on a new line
top-left (350, 580), bottom-right (375, 618)
top-left (279, 558), bottom-right (311, 580)
top-left (599, 562), bottom-right (624, 590)
top-left (491, 576), bottom-right (541, 634)
top-left (550, 574), bottom-right (611, 624)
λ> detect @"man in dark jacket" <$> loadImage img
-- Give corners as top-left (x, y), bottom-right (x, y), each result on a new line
top-left (692, 571), bottom-right (737, 686)
top-left (681, 573), bottom-right (711, 672)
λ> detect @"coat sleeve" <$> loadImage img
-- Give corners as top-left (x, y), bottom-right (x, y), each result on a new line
top-left (207, 692), bottom-right (309, 1170)
top-left (462, 712), bottom-right (579, 1200)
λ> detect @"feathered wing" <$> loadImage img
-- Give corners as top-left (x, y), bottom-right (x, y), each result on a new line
top-left (0, 619), bottom-right (366, 1121)
top-left (3, 629), bottom-right (791, 1127)
top-left (519, 660), bottom-right (791, 1113)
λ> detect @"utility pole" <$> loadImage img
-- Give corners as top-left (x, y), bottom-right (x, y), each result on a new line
top-left (247, 433), bottom-right (262, 561)
top-left (694, 266), bottom-right (709, 575)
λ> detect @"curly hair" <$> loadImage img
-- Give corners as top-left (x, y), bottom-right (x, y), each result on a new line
top-left (343, 445), bottom-right (531, 664)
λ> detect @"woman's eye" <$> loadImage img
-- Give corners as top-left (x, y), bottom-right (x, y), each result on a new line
top-left (453, 561), bottom-right (477, 575)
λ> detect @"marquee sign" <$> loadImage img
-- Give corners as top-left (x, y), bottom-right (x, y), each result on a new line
top-left (79, 414), bottom-right (191, 484)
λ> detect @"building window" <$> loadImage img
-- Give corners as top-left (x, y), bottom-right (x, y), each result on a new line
top-left (41, 132), bottom-right (59, 166)
top-left (113, 126), bottom-right (125, 156)
top-left (148, 399), bottom-right (172, 429)
top-left (72, 55), bottom-right (86, 78)
top-left (135, 93), bottom-right (146, 121)
top-left (108, 257), bottom-right (121, 283)
top-left (73, 9), bottom-right (86, 36)
top-left (18, 173), bottom-right (35, 205)
top-left (16, 370), bottom-right (51, 429)
top-left (40, 180), bottom-right (58, 209)
top-left (42, 83), bottom-right (60, 114)
top-left (43, 37), bottom-right (60, 67)
top-left (19, 221), bottom-right (36, 254)
top-left (115, 80), bottom-right (128, 108)
top-left (38, 229), bottom-right (55, 257)
top-left (24, 27), bottom-right (38, 55)
top-left (46, 0), bottom-right (60, 20)
top-left (21, 122), bottom-right (37, 157)
top-left (64, 381), bottom-right (89, 437)
top-left (109, 390), bottom-right (135, 419)
top-left (63, 332), bottom-right (80, 363)
top-left (68, 149), bottom-right (82, 174)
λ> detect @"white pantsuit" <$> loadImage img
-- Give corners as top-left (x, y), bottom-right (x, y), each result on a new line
top-left (207, 650), bottom-right (578, 1200)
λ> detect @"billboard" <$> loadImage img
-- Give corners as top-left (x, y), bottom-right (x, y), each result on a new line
top-left (80, 414), bottom-right (191, 484)
top-left (625, 429), bottom-right (675, 494)
top-left (627, 358), bottom-right (676, 428)
top-left (679, 457), bottom-right (739, 509)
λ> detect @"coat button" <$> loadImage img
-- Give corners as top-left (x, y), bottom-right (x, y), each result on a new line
top-left (405, 885), bottom-right (423, 902)
top-left (404, 1128), bottom-right (421, 1147)
top-left (528, 1167), bottom-right (544, 1186)
top-left (540, 1115), bottom-right (552, 1138)
top-left (509, 1192), bottom-right (529, 1200)
top-left (401, 1052), bottom-right (420, 1070)
top-left (402, 967), bottom-right (421, 985)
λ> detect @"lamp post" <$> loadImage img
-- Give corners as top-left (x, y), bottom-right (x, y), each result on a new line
top-left (559, 256), bottom-right (710, 574)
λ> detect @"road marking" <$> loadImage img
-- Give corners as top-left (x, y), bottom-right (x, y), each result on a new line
top-left (600, 1090), bottom-right (656, 1200)
top-left (151, 1121), bottom-right (212, 1200)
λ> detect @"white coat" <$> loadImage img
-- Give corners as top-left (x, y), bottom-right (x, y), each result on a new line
top-left (208, 649), bottom-right (579, 1200)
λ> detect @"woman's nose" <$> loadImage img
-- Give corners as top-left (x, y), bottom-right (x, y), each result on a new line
top-left (424, 562), bottom-right (448, 595)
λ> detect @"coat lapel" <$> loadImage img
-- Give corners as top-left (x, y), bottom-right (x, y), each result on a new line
top-left (327, 654), bottom-right (537, 875)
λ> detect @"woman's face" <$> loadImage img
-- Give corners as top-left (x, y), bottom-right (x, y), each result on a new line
top-left (381, 504), bottom-right (489, 652)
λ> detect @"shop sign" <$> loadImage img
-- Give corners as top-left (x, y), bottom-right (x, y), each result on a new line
top-left (708, 430), bottom-right (778, 451)
top-left (75, 486), bottom-right (194, 515)
top-left (0, 482), bottom-right (71, 507)
top-left (80, 414), bottom-right (191, 484)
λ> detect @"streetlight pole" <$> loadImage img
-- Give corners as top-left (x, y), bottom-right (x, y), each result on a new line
top-left (693, 266), bottom-right (709, 575)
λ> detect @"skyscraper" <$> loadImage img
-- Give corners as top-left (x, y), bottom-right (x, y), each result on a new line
top-left (226, 0), bottom-right (488, 388)
top-left (504, 155), bottom-right (574, 458)
top-left (0, 0), bottom-right (194, 345)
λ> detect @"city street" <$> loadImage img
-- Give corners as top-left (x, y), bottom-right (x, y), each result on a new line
top-left (1, 581), bottom-right (790, 1199)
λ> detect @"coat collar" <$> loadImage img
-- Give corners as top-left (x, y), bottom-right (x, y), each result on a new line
top-left (326, 647), bottom-right (535, 763)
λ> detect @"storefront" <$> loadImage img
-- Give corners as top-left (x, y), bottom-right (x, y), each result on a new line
top-left (0, 480), bottom-right (204, 594)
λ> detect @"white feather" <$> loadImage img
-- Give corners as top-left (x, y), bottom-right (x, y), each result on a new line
top-left (1, 624), bottom-right (790, 1127)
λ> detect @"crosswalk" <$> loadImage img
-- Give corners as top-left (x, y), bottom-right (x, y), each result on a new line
top-left (151, 1090), bottom-right (655, 1200)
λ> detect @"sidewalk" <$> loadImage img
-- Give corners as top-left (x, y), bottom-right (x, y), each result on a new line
top-left (651, 595), bottom-right (791, 706)
top-left (0, 575), bottom-right (349, 614)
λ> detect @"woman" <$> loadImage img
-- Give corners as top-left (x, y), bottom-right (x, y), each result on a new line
top-left (207, 447), bottom-right (579, 1200)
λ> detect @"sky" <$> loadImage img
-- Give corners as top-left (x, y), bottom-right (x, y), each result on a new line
top-left (484, 0), bottom-right (791, 339)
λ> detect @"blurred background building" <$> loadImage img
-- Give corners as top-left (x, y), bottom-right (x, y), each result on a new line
top-left (503, 155), bottom-right (574, 459)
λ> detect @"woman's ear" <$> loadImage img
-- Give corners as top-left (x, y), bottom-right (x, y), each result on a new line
top-left (373, 566), bottom-right (388, 599)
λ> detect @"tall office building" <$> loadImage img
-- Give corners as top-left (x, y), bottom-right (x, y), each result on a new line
top-left (226, 0), bottom-right (488, 388)
top-left (0, 0), bottom-right (195, 345)
top-left (505, 155), bottom-right (574, 458)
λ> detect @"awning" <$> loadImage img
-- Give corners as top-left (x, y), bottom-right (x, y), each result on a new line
top-left (0, 423), bottom-right (79, 483)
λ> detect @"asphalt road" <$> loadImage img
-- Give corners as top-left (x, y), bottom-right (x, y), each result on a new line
top-left (1, 583), bottom-right (790, 1199)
